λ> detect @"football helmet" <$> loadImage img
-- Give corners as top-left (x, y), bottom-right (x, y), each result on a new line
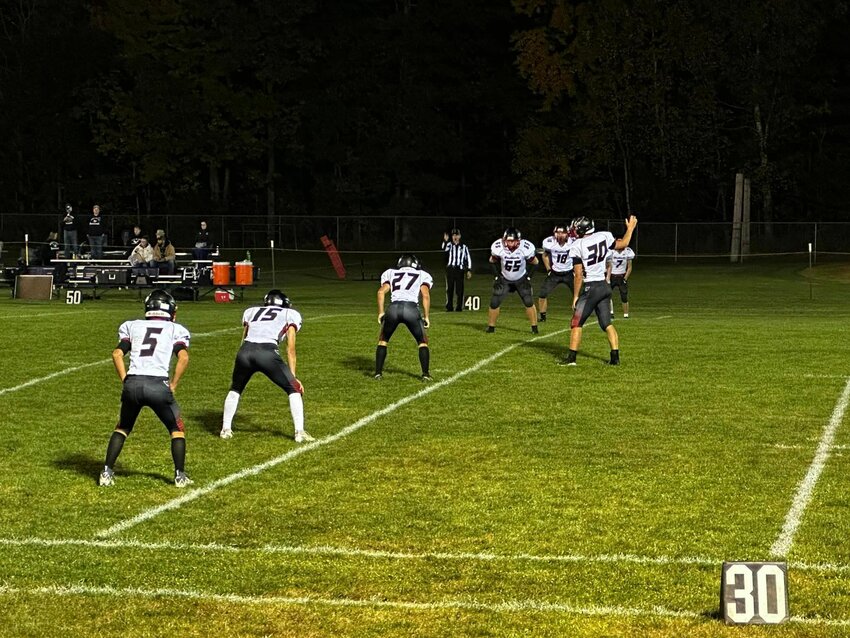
top-left (397, 253), bottom-right (421, 269)
top-left (573, 217), bottom-right (595, 237)
top-left (264, 289), bottom-right (292, 308)
top-left (144, 289), bottom-right (177, 320)
top-left (503, 227), bottom-right (521, 251)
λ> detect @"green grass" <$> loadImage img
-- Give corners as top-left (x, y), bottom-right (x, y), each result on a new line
top-left (1, 256), bottom-right (850, 636)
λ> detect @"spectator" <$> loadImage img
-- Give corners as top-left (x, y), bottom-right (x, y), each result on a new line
top-left (62, 204), bottom-right (79, 258)
top-left (153, 229), bottom-right (176, 275)
top-left (192, 220), bottom-right (213, 260)
top-left (129, 236), bottom-right (156, 271)
top-left (126, 225), bottom-right (144, 256)
top-left (87, 204), bottom-right (106, 258)
top-left (36, 232), bottom-right (60, 265)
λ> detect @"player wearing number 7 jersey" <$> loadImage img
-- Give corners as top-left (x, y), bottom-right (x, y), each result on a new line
top-left (99, 289), bottom-right (192, 488)
top-left (375, 254), bottom-right (433, 381)
top-left (562, 215), bottom-right (638, 366)
top-left (220, 289), bottom-right (313, 442)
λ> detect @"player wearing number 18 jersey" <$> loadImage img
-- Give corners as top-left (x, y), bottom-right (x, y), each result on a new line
top-left (220, 289), bottom-right (313, 442)
top-left (375, 254), bottom-right (433, 380)
top-left (562, 215), bottom-right (637, 366)
top-left (99, 289), bottom-right (192, 487)
top-left (537, 223), bottom-right (575, 322)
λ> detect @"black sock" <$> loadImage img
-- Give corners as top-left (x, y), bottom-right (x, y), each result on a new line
top-left (104, 431), bottom-right (126, 469)
top-left (566, 349), bottom-right (577, 363)
top-left (171, 437), bottom-right (186, 473)
top-left (610, 349), bottom-right (620, 364)
top-left (375, 345), bottom-right (387, 375)
top-left (419, 346), bottom-right (430, 375)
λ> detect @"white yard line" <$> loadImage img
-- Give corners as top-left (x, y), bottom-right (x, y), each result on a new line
top-left (770, 377), bottom-right (850, 558)
top-left (0, 311), bottom-right (93, 320)
top-left (0, 582), bottom-right (846, 627)
top-left (95, 329), bottom-right (569, 538)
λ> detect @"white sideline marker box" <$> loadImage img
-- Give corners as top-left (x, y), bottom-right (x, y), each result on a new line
top-left (721, 561), bottom-right (788, 625)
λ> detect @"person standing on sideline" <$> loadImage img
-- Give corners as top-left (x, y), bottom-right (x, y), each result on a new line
top-left (87, 204), bottom-right (106, 258)
top-left (537, 223), bottom-right (575, 322)
top-left (562, 215), bottom-right (638, 366)
top-left (441, 228), bottom-right (472, 311)
top-left (375, 254), bottom-right (433, 380)
top-left (606, 246), bottom-right (635, 319)
top-left (62, 204), bottom-right (78, 258)
top-left (98, 290), bottom-right (192, 487)
top-left (487, 228), bottom-right (539, 334)
top-left (220, 290), bottom-right (314, 442)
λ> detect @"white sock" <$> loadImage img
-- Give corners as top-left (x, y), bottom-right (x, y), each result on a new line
top-left (289, 392), bottom-right (304, 432)
top-left (222, 391), bottom-right (240, 430)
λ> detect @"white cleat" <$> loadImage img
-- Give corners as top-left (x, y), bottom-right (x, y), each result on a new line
top-left (294, 431), bottom-right (315, 443)
top-left (219, 428), bottom-right (233, 439)
top-left (175, 471), bottom-right (194, 488)
top-left (98, 468), bottom-right (115, 487)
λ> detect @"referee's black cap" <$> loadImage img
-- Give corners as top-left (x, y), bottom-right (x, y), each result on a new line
top-left (450, 228), bottom-right (461, 235)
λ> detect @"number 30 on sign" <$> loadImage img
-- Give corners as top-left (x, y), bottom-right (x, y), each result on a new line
top-left (721, 561), bottom-right (788, 625)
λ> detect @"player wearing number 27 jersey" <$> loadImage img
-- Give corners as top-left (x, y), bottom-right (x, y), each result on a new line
top-left (375, 254), bottom-right (433, 381)
top-left (220, 289), bottom-right (313, 442)
top-left (99, 289), bottom-right (192, 488)
top-left (562, 215), bottom-right (638, 366)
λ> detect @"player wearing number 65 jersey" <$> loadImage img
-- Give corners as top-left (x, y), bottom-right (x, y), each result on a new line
top-left (562, 215), bottom-right (638, 366)
top-left (487, 228), bottom-right (539, 334)
top-left (99, 289), bottom-right (192, 488)
top-left (375, 254), bottom-right (433, 381)
top-left (220, 289), bottom-right (313, 442)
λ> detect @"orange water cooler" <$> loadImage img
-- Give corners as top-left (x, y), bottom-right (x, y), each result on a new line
top-left (235, 261), bottom-right (253, 286)
top-left (212, 262), bottom-right (230, 286)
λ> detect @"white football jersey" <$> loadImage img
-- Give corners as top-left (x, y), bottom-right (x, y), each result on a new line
top-left (607, 247), bottom-right (635, 275)
top-left (490, 238), bottom-right (536, 281)
top-left (541, 235), bottom-right (575, 273)
top-left (570, 231), bottom-right (617, 282)
top-left (242, 306), bottom-right (302, 345)
top-left (119, 319), bottom-right (190, 377)
top-left (380, 267), bottom-right (433, 303)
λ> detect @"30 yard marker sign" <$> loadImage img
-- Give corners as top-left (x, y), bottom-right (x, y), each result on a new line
top-left (721, 561), bottom-right (789, 625)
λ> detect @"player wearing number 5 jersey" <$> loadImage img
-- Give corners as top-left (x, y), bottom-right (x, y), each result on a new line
top-left (99, 289), bottom-right (192, 488)
top-left (562, 215), bottom-right (638, 366)
top-left (220, 289), bottom-right (313, 442)
top-left (487, 228), bottom-right (539, 334)
top-left (375, 254), bottom-right (433, 381)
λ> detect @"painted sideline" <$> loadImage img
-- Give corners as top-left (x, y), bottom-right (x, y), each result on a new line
top-left (771, 377), bottom-right (850, 557)
top-left (0, 582), bottom-right (847, 627)
top-left (95, 329), bottom-right (569, 538)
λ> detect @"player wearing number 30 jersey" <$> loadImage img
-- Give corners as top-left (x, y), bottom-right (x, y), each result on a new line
top-left (375, 254), bottom-right (433, 381)
top-left (99, 289), bottom-right (192, 488)
top-left (562, 214), bottom-right (638, 366)
top-left (220, 289), bottom-right (313, 442)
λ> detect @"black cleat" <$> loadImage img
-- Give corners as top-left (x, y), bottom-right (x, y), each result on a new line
top-left (531, 325), bottom-right (539, 334)
top-left (486, 326), bottom-right (495, 333)
top-left (539, 313), bottom-right (547, 322)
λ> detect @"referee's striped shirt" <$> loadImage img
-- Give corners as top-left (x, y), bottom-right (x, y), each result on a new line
top-left (442, 241), bottom-right (472, 270)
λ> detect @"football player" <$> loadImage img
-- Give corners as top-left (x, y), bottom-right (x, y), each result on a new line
top-left (606, 245), bottom-right (635, 319)
top-left (99, 289), bottom-right (192, 487)
top-left (562, 214), bottom-right (638, 366)
top-left (220, 289), bottom-right (313, 442)
top-left (487, 227), bottom-right (539, 334)
top-left (537, 223), bottom-right (575, 322)
top-left (375, 254), bottom-right (433, 380)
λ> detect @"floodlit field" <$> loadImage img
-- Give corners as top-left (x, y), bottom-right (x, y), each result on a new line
top-left (2, 256), bottom-right (850, 637)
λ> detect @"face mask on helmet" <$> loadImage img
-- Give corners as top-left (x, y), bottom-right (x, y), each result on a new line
top-left (503, 228), bottom-right (521, 251)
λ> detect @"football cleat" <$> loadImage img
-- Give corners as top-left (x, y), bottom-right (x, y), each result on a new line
top-left (219, 428), bottom-right (233, 439)
top-left (294, 431), bottom-right (315, 443)
top-left (98, 468), bottom-right (115, 487)
top-left (175, 471), bottom-right (194, 488)
top-left (531, 325), bottom-right (539, 334)
top-left (374, 373), bottom-right (383, 380)
top-left (421, 374), bottom-right (433, 382)
top-left (557, 360), bottom-right (577, 367)
top-left (486, 326), bottom-right (495, 333)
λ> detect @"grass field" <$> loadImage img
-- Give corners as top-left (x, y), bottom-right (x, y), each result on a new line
top-left (2, 254), bottom-right (850, 636)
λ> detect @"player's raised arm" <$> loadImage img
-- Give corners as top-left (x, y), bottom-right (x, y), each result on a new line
top-left (614, 214), bottom-right (638, 251)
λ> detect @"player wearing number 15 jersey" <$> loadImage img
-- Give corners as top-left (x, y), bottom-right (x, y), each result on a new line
top-left (220, 289), bottom-right (313, 442)
top-left (562, 215), bottom-right (638, 366)
top-left (487, 228), bottom-right (539, 334)
top-left (375, 254), bottom-right (433, 381)
top-left (99, 289), bottom-right (192, 488)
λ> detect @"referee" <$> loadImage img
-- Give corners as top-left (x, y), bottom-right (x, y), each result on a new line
top-left (441, 228), bottom-right (472, 311)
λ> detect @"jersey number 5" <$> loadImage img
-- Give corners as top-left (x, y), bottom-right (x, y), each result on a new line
top-left (140, 327), bottom-right (164, 357)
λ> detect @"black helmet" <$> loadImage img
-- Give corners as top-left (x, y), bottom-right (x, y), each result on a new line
top-left (573, 217), bottom-right (595, 237)
top-left (503, 227), bottom-right (521, 242)
top-left (450, 228), bottom-right (461, 236)
top-left (144, 289), bottom-right (177, 320)
top-left (553, 224), bottom-right (568, 234)
top-left (264, 289), bottom-right (292, 308)
top-left (397, 253), bottom-right (421, 269)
